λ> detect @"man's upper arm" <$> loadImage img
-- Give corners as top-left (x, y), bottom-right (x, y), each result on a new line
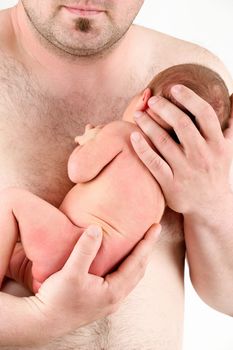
top-left (196, 47), bottom-right (233, 94)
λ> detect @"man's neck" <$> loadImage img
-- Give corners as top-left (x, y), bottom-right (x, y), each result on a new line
top-left (11, 2), bottom-right (135, 87)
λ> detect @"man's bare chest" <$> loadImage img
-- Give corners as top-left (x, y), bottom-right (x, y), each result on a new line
top-left (0, 54), bottom-right (184, 241)
top-left (0, 57), bottom-right (133, 206)
top-left (0, 48), bottom-right (185, 350)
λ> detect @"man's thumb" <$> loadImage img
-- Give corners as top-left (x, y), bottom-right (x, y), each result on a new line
top-left (64, 225), bottom-right (103, 275)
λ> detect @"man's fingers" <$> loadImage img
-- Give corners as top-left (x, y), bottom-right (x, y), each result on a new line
top-left (169, 85), bottom-right (223, 141)
top-left (63, 225), bottom-right (103, 276)
top-left (105, 223), bottom-right (161, 303)
top-left (224, 118), bottom-right (233, 139)
top-left (130, 131), bottom-right (172, 186)
top-left (134, 111), bottom-right (184, 165)
top-left (147, 95), bottom-right (206, 147)
top-left (224, 94), bottom-right (233, 140)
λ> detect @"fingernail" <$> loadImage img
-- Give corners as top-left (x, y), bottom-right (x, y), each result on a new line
top-left (86, 225), bottom-right (102, 238)
top-left (131, 132), bottom-right (141, 142)
top-left (171, 85), bottom-right (183, 94)
top-left (134, 111), bottom-right (144, 119)
top-left (148, 96), bottom-right (161, 106)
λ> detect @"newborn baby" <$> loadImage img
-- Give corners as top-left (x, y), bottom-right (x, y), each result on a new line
top-left (0, 63), bottom-right (230, 293)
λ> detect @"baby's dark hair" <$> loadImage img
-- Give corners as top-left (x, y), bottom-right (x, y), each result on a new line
top-left (147, 63), bottom-right (231, 131)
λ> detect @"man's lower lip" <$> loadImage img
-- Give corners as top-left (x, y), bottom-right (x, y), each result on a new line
top-left (64, 7), bottom-right (104, 16)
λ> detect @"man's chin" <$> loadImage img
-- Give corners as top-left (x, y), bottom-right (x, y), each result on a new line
top-left (51, 35), bottom-right (115, 57)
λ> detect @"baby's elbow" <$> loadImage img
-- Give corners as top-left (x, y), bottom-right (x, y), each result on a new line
top-left (67, 160), bottom-right (79, 183)
top-left (67, 148), bottom-right (82, 183)
top-left (67, 157), bottom-right (88, 183)
top-left (67, 148), bottom-right (81, 182)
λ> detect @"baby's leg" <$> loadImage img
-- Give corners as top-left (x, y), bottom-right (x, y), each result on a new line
top-left (0, 188), bottom-right (82, 290)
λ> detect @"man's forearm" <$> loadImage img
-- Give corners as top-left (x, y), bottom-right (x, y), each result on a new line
top-left (184, 192), bottom-right (233, 316)
top-left (0, 292), bottom-right (51, 347)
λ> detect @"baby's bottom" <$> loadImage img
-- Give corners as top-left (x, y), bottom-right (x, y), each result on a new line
top-left (0, 188), bottom-right (136, 293)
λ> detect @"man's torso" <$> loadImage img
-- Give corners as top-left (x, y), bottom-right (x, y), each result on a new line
top-left (0, 7), bottom-right (217, 349)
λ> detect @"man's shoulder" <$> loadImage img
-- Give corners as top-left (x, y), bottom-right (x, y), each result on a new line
top-left (0, 8), bottom-right (23, 92)
top-left (133, 24), bottom-right (204, 54)
top-left (0, 8), bottom-right (16, 54)
top-left (133, 24), bottom-right (233, 92)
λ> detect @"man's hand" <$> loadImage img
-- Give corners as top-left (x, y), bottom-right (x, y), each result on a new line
top-left (1, 223), bottom-right (161, 346)
top-left (130, 88), bottom-right (233, 315)
top-left (130, 86), bottom-right (233, 215)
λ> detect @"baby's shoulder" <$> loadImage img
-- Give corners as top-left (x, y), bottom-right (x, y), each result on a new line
top-left (102, 120), bottom-right (139, 138)
top-left (98, 121), bottom-right (140, 151)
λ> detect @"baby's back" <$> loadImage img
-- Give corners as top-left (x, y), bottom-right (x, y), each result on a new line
top-left (62, 121), bottom-right (164, 234)
top-left (60, 121), bottom-right (165, 274)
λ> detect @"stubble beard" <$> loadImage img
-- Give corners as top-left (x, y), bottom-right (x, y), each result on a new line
top-left (21, 2), bottom-right (132, 59)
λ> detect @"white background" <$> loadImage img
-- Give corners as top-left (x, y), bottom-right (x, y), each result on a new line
top-left (1, 1), bottom-right (233, 349)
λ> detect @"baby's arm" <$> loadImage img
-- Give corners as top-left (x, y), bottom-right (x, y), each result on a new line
top-left (0, 188), bottom-right (81, 292)
top-left (68, 122), bottom-right (124, 183)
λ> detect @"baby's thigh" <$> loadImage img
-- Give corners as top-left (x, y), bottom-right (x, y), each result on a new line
top-left (0, 187), bottom-right (28, 285)
top-left (5, 188), bottom-right (82, 282)
top-left (10, 189), bottom-right (76, 248)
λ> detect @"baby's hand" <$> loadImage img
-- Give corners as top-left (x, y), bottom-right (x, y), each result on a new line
top-left (75, 124), bottom-right (103, 145)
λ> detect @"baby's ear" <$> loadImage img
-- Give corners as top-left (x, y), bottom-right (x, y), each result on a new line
top-left (135, 88), bottom-right (152, 111)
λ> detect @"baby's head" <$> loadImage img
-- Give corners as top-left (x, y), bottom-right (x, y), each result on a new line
top-left (123, 63), bottom-right (231, 132)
